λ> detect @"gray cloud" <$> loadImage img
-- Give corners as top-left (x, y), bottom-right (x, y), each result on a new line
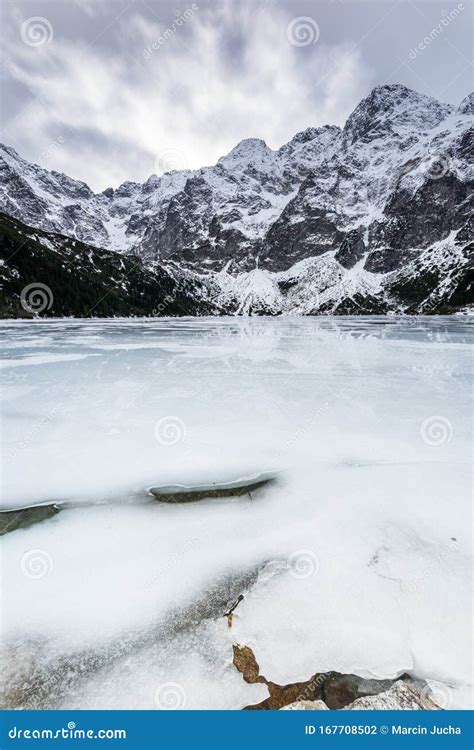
top-left (1, 0), bottom-right (472, 191)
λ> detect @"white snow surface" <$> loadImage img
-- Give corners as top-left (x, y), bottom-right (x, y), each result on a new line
top-left (0, 317), bottom-right (472, 709)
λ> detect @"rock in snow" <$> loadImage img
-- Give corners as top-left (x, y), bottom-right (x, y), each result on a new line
top-left (281, 700), bottom-right (329, 710)
top-left (232, 640), bottom-right (442, 711)
top-left (346, 681), bottom-right (439, 710)
top-left (280, 681), bottom-right (439, 710)
top-left (149, 473), bottom-right (275, 503)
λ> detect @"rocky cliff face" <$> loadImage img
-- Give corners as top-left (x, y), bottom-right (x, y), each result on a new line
top-left (0, 84), bottom-right (472, 315)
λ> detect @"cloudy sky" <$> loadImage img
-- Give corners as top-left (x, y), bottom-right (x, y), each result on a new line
top-left (1, 0), bottom-right (472, 191)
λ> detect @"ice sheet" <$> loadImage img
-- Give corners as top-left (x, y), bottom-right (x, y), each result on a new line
top-left (0, 317), bottom-right (472, 709)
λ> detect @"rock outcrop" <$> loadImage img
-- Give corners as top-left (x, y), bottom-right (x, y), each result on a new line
top-left (232, 642), bottom-right (443, 711)
top-left (281, 682), bottom-right (439, 710)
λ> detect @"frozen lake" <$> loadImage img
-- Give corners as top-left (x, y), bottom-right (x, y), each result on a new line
top-left (0, 317), bottom-right (472, 709)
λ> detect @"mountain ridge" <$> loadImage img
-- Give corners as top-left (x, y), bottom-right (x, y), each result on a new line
top-left (0, 84), bottom-right (472, 316)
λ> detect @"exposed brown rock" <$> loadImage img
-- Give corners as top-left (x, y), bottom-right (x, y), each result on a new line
top-left (233, 643), bottom-right (325, 710)
top-left (257, 678), bottom-right (322, 711)
top-left (322, 673), bottom-right (397, 709)
top-left (232, 642), bottom-right (441, 712)
top-left (233, 645), bottom-right (264, 685)
top-left (225, 595), bottom-right (244, 629)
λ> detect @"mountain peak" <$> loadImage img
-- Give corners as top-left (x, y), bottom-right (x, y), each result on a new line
top-left (287, 125), bottom-right (340, 147)
top-left (290, 127), bottom-right (321, 144)
top-left (0, 143), bottom-right (22, 162)
top-left (344, 84), bottom-right (453, 144)
top-left (458, 92), bottom-right (474, 115)
top-left (369, 83), bottom-right (415, 99)
top-left (218, 138), bottom-right (271, 166)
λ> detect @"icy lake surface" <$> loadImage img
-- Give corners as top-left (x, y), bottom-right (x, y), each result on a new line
top-left (0, 317), bottom-right (472, 709)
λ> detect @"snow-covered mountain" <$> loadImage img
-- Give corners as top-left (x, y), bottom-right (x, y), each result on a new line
top-left (0, 84), bottom-right (473, 315)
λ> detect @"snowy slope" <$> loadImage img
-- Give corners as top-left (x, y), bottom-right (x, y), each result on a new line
top-left (206, 230), bottom-right (472, 315)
